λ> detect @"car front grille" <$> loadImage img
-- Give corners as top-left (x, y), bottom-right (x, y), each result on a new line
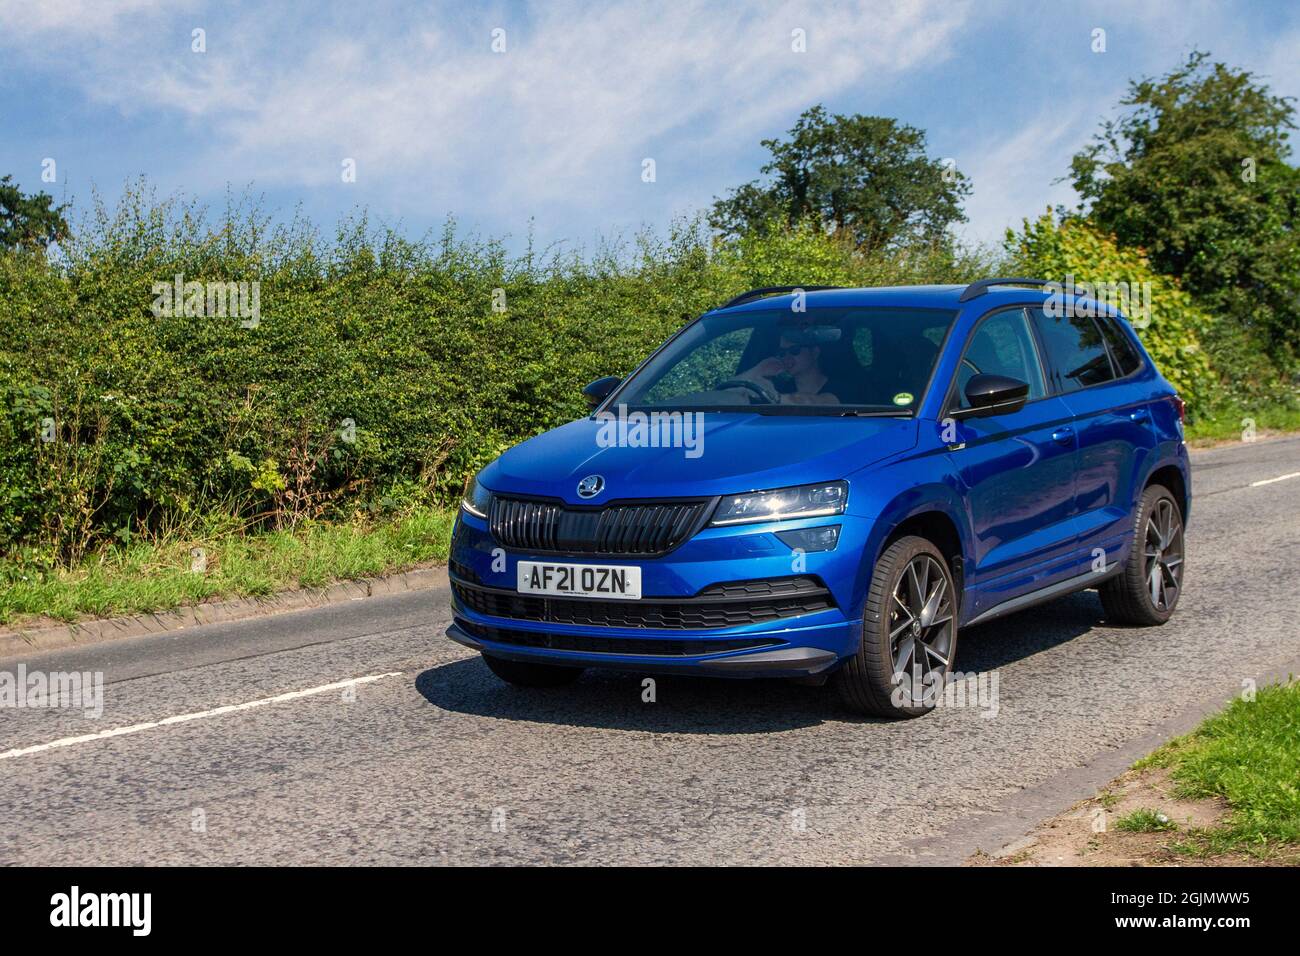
top-left (457, 620), bottom-right (785, 657)
top-left (488, 495), bottom-right (713, 557)
top-left (451, 573), bottom-right (836, 630)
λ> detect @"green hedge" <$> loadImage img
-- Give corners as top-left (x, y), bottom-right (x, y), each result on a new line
top-left (1007, 213), bottom-right (1221, 406)
top-left (0, 193), bottom-right (1267, 564)
top-left (0, 194), bottom-right (997, 562)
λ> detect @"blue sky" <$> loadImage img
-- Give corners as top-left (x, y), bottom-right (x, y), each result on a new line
top-left (2, 0), bottom-right (1297, 255)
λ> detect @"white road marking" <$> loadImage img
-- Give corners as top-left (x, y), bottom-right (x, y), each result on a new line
top-left (0, 672), bottom-right (403, 762)
top-left (1250, 471), bottom-right (1300, 488)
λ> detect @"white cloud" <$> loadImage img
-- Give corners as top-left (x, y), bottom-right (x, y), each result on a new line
top-left (10, 0), bottom-right (1292, 247)
top-left (955, 108), bottom-right (1098, 249)
top-left (0, 0), bottom-right (184, 37)
top-left (1, 0), bottom-right (974, 222)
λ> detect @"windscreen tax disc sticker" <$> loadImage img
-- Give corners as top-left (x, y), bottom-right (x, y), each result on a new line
top-left (892, 392), bottom-right (914, 406)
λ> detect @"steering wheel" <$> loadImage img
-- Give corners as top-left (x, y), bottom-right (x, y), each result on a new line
top-left (715, 378), bottom-right (780, 404)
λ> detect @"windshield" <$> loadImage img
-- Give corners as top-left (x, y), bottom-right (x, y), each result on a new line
top-left (614, 307), bottom-right (955, 415)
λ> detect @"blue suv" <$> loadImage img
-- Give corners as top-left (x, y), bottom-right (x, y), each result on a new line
top-left (448, 280), bottom-right (1190, 717)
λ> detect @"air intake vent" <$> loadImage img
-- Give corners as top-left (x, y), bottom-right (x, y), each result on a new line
top-left (451, 574), bottom-right (835, 630)
top-left (488, 496), bottom-right (713, 557)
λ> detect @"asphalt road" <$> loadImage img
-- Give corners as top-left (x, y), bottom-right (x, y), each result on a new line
top-left (2, 436), bottom-right (1298, 866)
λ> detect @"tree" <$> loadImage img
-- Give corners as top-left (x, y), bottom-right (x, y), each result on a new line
top-left (0, 174), bottom-right (70, 252)
top-left (1008, 213), bottom-right (1217, 416)
top-left (710, 106), bottom-right (970, 253)
top-left (1069, 51), bottom-right (1300, 372)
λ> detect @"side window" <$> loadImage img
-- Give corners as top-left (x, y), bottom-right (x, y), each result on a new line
top-left (955, 308), bottom-right (1046, 409)
top-left (1097, 315), bottom-right (1143, 377)
top-left (1031, 308), bottom-right (1116, 392)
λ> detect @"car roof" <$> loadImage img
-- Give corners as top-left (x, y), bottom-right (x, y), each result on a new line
top-left (706, 284), bottom-right (1121, 318)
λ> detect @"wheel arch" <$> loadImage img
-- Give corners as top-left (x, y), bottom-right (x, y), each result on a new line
top-left (860, 488), bottom-right (972, 619)
top-left (1144, 460), bottom-right (1189, 523)
top-left (880, 511), bottom-right (965, 594)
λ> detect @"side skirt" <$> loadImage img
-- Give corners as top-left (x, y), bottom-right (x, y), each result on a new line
top-left (965, 563), bottom-right (1123, 628)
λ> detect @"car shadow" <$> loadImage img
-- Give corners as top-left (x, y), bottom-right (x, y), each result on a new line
top-left (958, 590), bottom-right (1107, 672)
top-left (414, 659), bottom-right (842, 734)
top-left (415, 590), bottom-right (1108, 733)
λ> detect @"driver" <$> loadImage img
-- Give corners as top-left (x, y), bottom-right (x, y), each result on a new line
top-left (735, 335), bottom-right (840, 405)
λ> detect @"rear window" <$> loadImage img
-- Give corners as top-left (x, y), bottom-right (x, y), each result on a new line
top-left (1096, 315), bottom-right (1144, 377)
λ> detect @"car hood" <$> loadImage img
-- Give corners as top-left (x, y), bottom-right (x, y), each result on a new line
top-left (481, 412), bottom-right (918, 503)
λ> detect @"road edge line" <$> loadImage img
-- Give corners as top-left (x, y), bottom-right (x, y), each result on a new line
top-left (0, 671), bottom-right (405, 761)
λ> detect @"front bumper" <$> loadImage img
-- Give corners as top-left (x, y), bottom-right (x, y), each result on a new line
top-left (447, 620), bottom-right (845, 677)
top-left (447, 509), bottom-right (870, 678)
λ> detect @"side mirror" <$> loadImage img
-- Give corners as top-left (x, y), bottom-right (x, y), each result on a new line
top-left (958, 373), bottom-right (1029, 418)
top-left (583, 376), bottom-right (621, 409)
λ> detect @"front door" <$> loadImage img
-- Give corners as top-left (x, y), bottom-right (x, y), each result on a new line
top-left (947, 307), bottom-right (1079, 612)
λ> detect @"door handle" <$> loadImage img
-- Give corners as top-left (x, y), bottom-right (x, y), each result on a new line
top-left (1050, 427), bottom-right (1074, 445)
top-left (1129, 408), bottom-right (1150, 423)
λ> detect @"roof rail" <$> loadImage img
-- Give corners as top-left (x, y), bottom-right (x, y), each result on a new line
top-left (718, 285), bottom-right (843, 310)
top-left (957, 277), bottom-right (1054, 303)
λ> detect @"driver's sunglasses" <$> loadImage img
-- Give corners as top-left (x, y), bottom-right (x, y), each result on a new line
top-left (775, 344), bottom-right (808, 357)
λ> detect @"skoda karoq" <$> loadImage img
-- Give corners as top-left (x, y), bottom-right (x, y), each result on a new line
top-left (448, 280), bottom-right (1190, 718)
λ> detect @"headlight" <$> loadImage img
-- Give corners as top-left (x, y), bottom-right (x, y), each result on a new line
top-left (461, 473), bottom-right (492, 519)
top-left (710, 481), bottom-right (847, 526)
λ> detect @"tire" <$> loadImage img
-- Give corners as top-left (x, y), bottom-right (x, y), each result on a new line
top-left (1100, 484), bottom-right (1185, 626)
top-left (833, 535), bottom-right (958, 719)
top-left (481, 654), bottom-right (585, 687)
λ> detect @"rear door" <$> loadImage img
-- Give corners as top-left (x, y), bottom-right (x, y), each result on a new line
top-left (946, 307), bottom-right (1080, 611)
top-left (1029, 306), bottom-right (1158, 572)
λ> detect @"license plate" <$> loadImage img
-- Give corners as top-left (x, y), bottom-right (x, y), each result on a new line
top-left (516, 561), bottom-right (642, 600)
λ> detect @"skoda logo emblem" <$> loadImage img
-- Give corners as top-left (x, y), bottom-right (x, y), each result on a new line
top-left (577, 475), bottom-right (605, 499)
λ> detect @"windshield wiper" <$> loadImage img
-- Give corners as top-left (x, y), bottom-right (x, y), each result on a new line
top-left (749, 405), bottom-right (912, 417)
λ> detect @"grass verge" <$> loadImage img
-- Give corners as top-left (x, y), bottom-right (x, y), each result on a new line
top-left (1114, 808), bottom-right (1178, 833)
top-left (1184, 401), bottom-right (1300, 444)
top-left (1135, 680), bottom-right (1300, 858)
top-left (0, 506), bottom-right (456, 627)
top-left (972, 680), bottom-right (1299, 866)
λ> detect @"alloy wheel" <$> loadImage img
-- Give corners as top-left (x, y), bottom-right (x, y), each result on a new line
top-left (1144, 497), bottom-right (1184, 612)
top-left (889, 554), bottom-right (955, 700)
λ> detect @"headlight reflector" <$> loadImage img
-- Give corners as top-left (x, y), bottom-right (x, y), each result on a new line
top-left (461, 473), bottom-right (492, 519)
top-left (710, 481), bottom-right (847, 526)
